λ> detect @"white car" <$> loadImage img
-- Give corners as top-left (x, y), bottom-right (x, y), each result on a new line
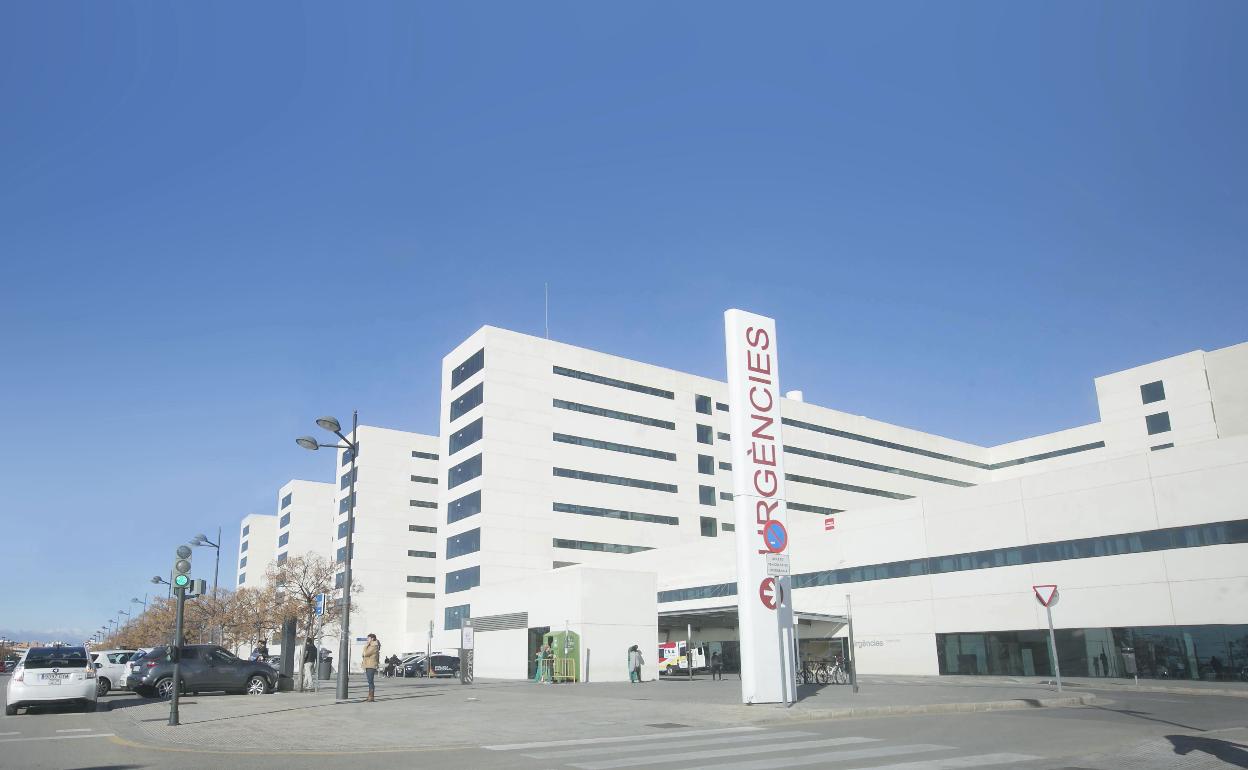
top-left (5, 646), bottom-right (98, 715)
top-left (89, 649), bottom-right (136, 697)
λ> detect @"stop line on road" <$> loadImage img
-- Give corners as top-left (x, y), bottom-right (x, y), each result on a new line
top-left (483, 726), bottom-right (1042, 770)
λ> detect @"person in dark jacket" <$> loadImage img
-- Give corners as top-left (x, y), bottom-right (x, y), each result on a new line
top-left (302, 638), bottom-right (318, 690)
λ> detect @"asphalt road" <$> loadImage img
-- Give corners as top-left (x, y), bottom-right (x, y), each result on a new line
top-left (2, 674), bottom-right (1245, 769)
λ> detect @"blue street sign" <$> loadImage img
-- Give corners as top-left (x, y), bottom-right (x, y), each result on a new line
top-left (314, 593), bottom-right (325, 616)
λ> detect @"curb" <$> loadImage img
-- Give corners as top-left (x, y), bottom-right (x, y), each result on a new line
top-left (748, 694), bottom-right (1098, 723)
top-left (1055, 682), bottom-right (1248, 699)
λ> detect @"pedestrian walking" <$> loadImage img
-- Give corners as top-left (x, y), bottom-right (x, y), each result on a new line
top-left (302, 638), bottom-right (317, 690)
top-left (362, 633), bottom-right (380, 702)
top-left (532, 647), bottom-right (544, 683)
top-left (628, 644), bottom-right (644, 683)
top-left (250, 640), bottom-right (268, 662)
top-left (711, 651), bottom-right (723, 680)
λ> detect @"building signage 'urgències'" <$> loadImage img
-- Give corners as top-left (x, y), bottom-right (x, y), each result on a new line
top-left (724, 309), bottom-right (796, 705)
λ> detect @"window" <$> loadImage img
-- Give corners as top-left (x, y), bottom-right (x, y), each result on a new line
top-left (722, 522), bottom-right (735, 532)
top-left (336, 545), bottom-right (353, 563)
top-left (241, 540), bottom-right (249, 552)
top-left (696, 425), bottom-right (713, 445)
top-left (786, 473), bottom-right (913, 500)
top-left (239, 573), bottom-right (247, 585)
top-left (716, 402), bottom-right (729, 412)
top-left (450, 382), bottom-right (484, 422)
top-left (341, 445), bottom-right (357, 466)
top-left (1151, 443), bottom-right (1174, 451)
top-left (1141, 380), bottom-right (1166, 404)
top-left (281, 493), bottom-right (292, 509)
top-left (553, 467), bottom-right (677, 493)
top-left (450, 417), bottom-right (484, 455)
top-left (445, 604), bottom-right (470, 630)
top-left (446, 566), bottom-right (480, 594)
top-left (552, 365), bottom-right (674, 399)
top-left (239, 556), bottom-right (247, 568)
top-left (553, 561), bottom-right (578, 569)
top-left (553, 538), bottom-right (653, 554)
top-left (410, 499), bottom-right (437, 509)
top-left (447, 527), bottom-right (481, 559)
top-left (448, 454), bottom-right (483, 489)
top-left (334, 572), bottom-right (344, 589)
top-left (701, 516), bottom-right (718, 537)
top-left (789, 501), bottom-right (844, 516)
top-left (720, 492), bottom-right (734, 501)
top-left (242, 525), bottom-right (249, 536)
top-left (719, 461), bottom-right (732, 470)
top-left (411, 475), bottom-right (438, 484)
top-left (340, 469), bottom-right (357, 489)
top-left (553, 433), bottom-right (676, 461)
top-left (553, 399), bottom-right (675, 430)
top-left (279, 513), bottom-right (290, 528)
top-left (698, 455), bottom-right (714, 475)
top-left (407, 575), bottom-right (435, 584)
top-left (695, 394), bottom-right (712, 415)
top-left (409, 524), bottom-right (438, 533)
top-left (407, 592), bottom-right (435, 599)
top-left (554, 502), bottom-right (678, 526)
top-left (1146, 412), bottom-right (1171, 435)
top-left (451, 348), bottom-right (485, 388)
top-left (278, 532), bottom-right (289, 547)
top-left (785, 445), bottom-right (974, 487)
top-left (412, 450), bottom-right (440, 460)
top-left (717, 431), bottom-right (731, 441)
top-left (337, 520), bottom-right (354, 539)
top-left (338, 494), bottom-right (355, 514)
top-left (699, 485), bottom-right (716, 505)
top-left (408, 550), bottom-right (436, 558)
top-left (276, 552), bottom-right (288, 564)
top-left (448, 490), bottom-right (482, 524)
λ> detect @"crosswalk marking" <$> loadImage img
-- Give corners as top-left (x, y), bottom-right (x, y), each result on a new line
top-left (0, 733), bottom-right (115, 744)
top-left (526, 730), bottom-right (817, 760)
top-left (56, 728), bottom-right (93, 733)
top-left (853, 753), bottom-right (1042, 769)
top-left (484, 726), bottom-right (764, 751)
top-left (568, 737), bottom-right (900, 770)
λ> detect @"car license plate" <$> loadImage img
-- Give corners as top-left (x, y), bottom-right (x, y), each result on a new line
top-left (43, 673), bottom-right (67, 684)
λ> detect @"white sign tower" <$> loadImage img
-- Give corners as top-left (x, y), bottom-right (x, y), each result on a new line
top-left (725, 309), bottom-right (796, 704)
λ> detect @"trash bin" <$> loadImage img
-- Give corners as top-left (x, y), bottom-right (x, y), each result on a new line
top-left (319, 657), bottom-right (333, 680)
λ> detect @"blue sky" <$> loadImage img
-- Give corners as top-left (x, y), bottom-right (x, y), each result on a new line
top-left (1, 1), bottom-right (1244, 640)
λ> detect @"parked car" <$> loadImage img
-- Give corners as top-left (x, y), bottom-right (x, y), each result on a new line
top-left (89, 649), bottom-right (136, 697)
top-left (6, 646), bottom-right (98, 715)
top-left (127, 645), bottom-right (277, 699)
top-left (426, 654), bottom-right (460, 678)
top-left (400, 650), bottom-right (456, 677)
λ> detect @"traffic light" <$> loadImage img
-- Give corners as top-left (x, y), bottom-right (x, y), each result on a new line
top-left (172, 545), bottom-right (192, 590)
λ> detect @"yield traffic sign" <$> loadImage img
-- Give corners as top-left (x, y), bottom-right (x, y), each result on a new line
top-left (1032, 584), bottom-right (1058, 607)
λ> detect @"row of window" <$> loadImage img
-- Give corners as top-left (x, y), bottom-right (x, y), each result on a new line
top-left (447, 527), bottom-right (481, 559)
top-left (449, 490), bottom-right (482, 524)
top-left (657, 518), bottom-right (1248, 603)
top-left (411, 474), bottom-right (437, 485)
top-left (553, 432), bottom-right (676, 461)
top-left (450, 417), bottom-right (483, 455)
top-left (786, 472), bottom-right (913, 500)
top-left (553, 398), bottom-right (676, 430)
top-left (412, 450), bottom-right (440, 461)
top-left (446, 565), bottom-right (480, 594)
top-left (410, 499), bottom-right (437, 509)
top-left (409, 524), bottom-right (438, 533)
top-left (279, 513), bottom-right (290, 528)
top-left (553, 502), bottom-right (678, 526)
top-left (281, 493), bottom-right (292, 509)
top-left (552, 365), bottom-right (674, 399)
top-left (785, 445), bottom-right (974, 487)
top-left (407, 591), bottom-right (435, 599)
top-left (711, 492), bottom-right (841, 517)
top-left (450, 383), bottom-right (484, 422)
top-left (452, 348), bottom-right (484, 389)
top-left (553, 467), bottom-right (677, 493)
top-left (552, 538), bottom-right (653, 554)
top-left (407, 575), bottom-right (435, 584)
top-left (409, 550), bottom-right (435, 558)
top-left (448, 454), bottom-right (482, 489)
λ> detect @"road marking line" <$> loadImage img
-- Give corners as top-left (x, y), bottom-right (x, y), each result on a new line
top-left (0, 733), bottom-right (115, 744)
top-left (485, 726), bottom-right (764, 751)
top-left (847, 752), bottom-right (1043, 770)
top-left (56, 728), bottom-right (94, 733)
top-left (526, 730), bottom-right (817, 759)
top-left (0, 732), bottom-right (20, 736)
top-left (681, 744), bottom-right (959, 770)
top-left (570, 737), bottom-right (892, 770)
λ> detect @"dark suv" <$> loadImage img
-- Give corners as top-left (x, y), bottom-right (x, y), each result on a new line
top-left (127, 645), bottom-right (276, 698)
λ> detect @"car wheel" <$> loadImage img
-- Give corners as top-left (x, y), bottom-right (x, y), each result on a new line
top-left (4, 704), bottom-right (17, 716)
top-left (245, 675), bottom-right (268, 695)
top-left (154, 677), bottom-right (178, 700)
top-left (96, 677), bottom-right (111, 698)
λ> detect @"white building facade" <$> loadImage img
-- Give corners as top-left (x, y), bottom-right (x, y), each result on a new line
top-left (275, 479), bottom-right (336, 567)
top-left (236, 513), bottom-right (277, 588)
top-left (431, 327), bottom-right (1247, 681)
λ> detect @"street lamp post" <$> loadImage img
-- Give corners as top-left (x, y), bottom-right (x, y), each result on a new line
top-left (152, 575), bottom-right (172, 598)
top-left (133, 596), bottom-right (147, 612)
top-left (297, 410), bottom-right (358, 702)
top-left (191, 529), bottom-right (223, 643)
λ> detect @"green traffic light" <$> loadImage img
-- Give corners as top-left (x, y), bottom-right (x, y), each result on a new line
top-left (174, 574), bottom-right (189, 587)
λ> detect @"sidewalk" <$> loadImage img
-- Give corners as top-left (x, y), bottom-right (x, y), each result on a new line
top-left (104, 674), bottom-right (1097, 754)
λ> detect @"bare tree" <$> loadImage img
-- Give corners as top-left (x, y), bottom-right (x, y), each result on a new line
top-left (267, 554), bottom-right (361, 689)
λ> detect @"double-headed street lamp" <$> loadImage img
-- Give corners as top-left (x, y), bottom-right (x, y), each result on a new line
top-left (190, 529), bottom-right (221, 598)
top-left (152, 575), bottom-right (172, 598)
top-left (297, 411), bottom-right (358, 702)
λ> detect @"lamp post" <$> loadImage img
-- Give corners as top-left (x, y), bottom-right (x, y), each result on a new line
top-left (191, 529), bottom-right (222, 643)
top-left (133, 596), bottom-right (147, 612)
top-left (152, 575), bottom-right (172, 598)
top-left (297, 410), bottom-right (358, 702)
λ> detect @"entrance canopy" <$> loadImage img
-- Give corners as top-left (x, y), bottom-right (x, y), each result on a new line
top-left (658, 605), bottom-right (846, 630)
